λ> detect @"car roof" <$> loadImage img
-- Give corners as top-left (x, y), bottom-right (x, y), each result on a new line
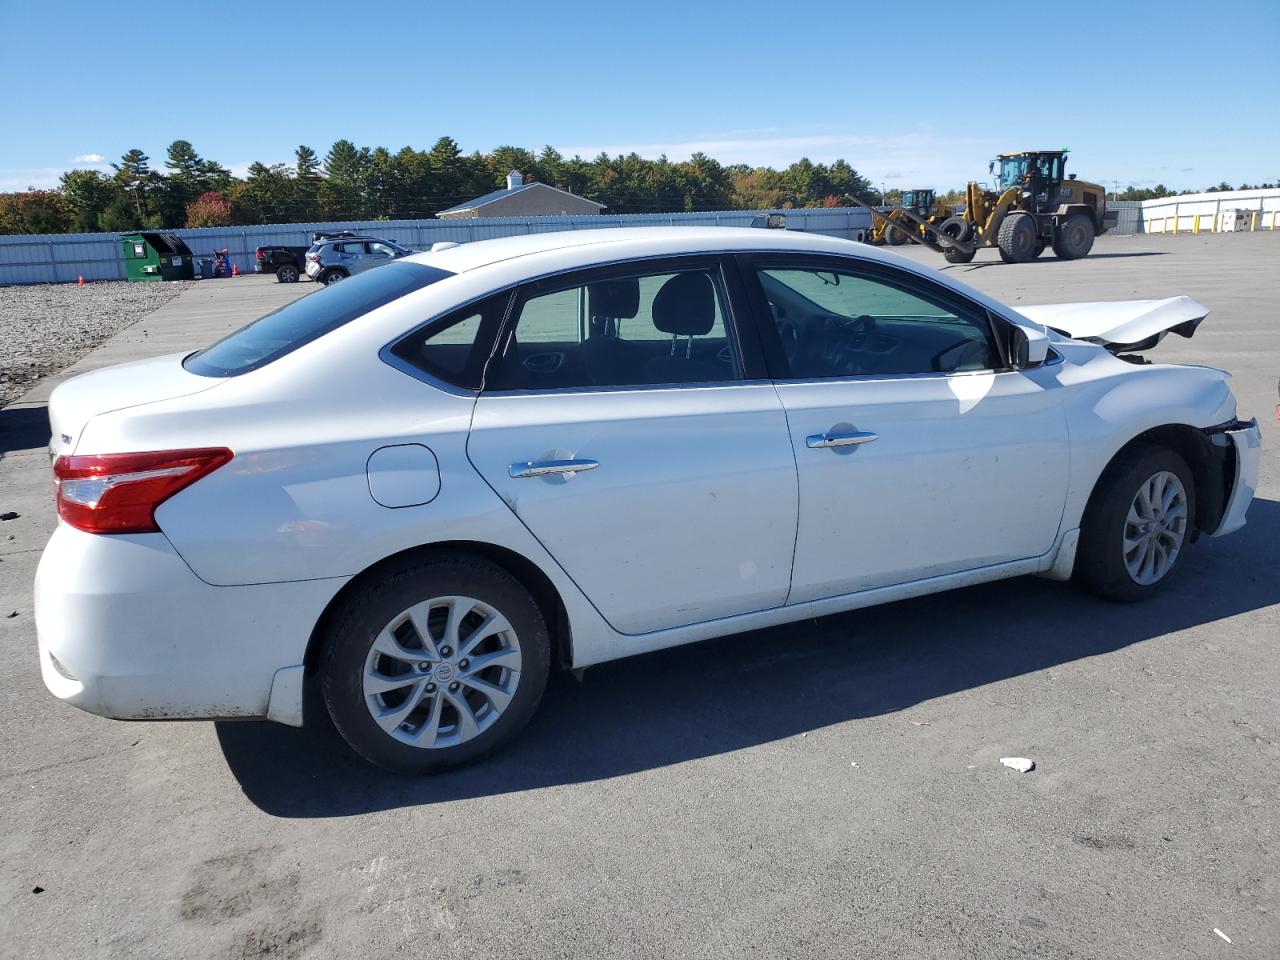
top-left (403, 226), bottom-right (909, 275)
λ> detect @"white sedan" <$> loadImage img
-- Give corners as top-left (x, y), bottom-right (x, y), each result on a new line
top-left (35, 228), bottom-right (1260, 772)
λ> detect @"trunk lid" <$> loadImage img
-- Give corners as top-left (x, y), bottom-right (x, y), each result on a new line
top-left (1015, 296), bottom-right (1208, 352)
top-left (47, 353), bottom-right (221, 457)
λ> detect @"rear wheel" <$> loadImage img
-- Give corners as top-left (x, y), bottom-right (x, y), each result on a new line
top-left (276, 264), bottom-right (299, 283)
top-left (997, 212), bottom-right (1039, 263)
top-left (321, 269), bottom-right (348, 286)
top-left (1052, 212), bottom-right (1096, 260)
top-left (885, 224), bottom-right (909, 245)
top-left (1075, 444), bottom-right (1196, 602)
top-left (320, 556), bottom-right (551, 773)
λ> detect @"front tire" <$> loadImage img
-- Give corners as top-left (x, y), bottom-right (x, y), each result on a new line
top-left (320, 556), bottom-right (550, 773)
top-left (1075, 444), bottom-right (1196, 602)
top-left (997, 212), bottom-right (1039, 263)
top-left (885, 224), bottom-right (909, 245)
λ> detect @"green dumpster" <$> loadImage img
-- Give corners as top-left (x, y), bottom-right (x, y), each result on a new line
top-left (122, 232), bottom-right (196, 282)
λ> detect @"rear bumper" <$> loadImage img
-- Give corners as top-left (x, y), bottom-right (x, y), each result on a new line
top-left (1210, 418), bottom-right (1260, 538)
top-left (35, 525), bottom-right (345, 722)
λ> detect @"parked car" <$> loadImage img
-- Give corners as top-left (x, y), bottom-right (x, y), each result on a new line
top-left (254, 244), bottom-right (311, 283)
top-left (304, 235), bottom-right (412, 285)
top-left (36, 228), bottom-right (1260, 773)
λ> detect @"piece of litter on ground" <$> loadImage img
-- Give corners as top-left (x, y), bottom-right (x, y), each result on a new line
top-left (0, 512), bottom-right (19, 521)
top-left (31, 886), bottom-right (43, 895)
top-left (1000, 757), bottom-right (1036, 773)
top-left (1213, 928), bottom-right (1231, 944)
top-left (910, 720), bottom-right (929, 726)
top-left (850, 761), bottom-right (859, 768)
top-left (6, 611), bottom-right (17, 619)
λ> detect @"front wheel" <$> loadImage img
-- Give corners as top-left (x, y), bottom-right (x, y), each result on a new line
top-left (1075, 444), bottom-right (1196, 602)
top-left (320, 556), bottom-right (551, 773)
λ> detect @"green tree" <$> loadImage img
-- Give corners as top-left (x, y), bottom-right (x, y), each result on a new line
top-left (111, 148), bottom-right (153, 221)
top-left (0, 190), bottom-right (71, 235)
top-left (59, 169), bottom-right (116, 232)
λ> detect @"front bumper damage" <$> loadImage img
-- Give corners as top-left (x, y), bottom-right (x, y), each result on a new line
top-left (1207, 418), bottom-right (1260, 538)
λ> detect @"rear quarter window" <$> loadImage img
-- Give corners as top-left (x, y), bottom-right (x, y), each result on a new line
top-left (184, 262), bottom-right (454, 377)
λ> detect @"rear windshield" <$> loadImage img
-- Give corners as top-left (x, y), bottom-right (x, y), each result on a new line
top-left (184, 262), bottom-right (454, 377)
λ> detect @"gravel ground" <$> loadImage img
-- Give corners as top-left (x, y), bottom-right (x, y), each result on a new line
top-left (0, 280), bottom-right (194, 407)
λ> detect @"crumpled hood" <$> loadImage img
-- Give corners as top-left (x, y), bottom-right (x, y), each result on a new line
top-left (1014, 296), bottom-right (1208, 351)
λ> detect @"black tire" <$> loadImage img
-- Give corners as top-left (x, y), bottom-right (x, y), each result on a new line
top-left (1074, 444), bottom-right (1197, 603)
top-left (1052, 212), bottom-right (1096, 260)
top-left (1032, 240), bottom-right (1046, 258)
top-left (276, 264), bottom-right (300, 283)
top-left (321, 269), bottom-right (348, 286)
top-left (320, 555), bottom-right (551, 774)
top-left (885, 224), bottom-right (909, 246)
top-left (996, 212), bottom-right (1039, 263)
top-left (939, 216), bottom-right (975, 263)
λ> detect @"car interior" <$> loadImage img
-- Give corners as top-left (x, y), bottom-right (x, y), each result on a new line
top-left (757, 269), bottom-right (997, 377)
top-left (485, 271), bottom-right (739, 390)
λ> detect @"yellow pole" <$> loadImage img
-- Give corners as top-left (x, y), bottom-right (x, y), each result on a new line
top-left (1252, 211), bottom-right (1259, 231)
top-left (1173, 214), bottom-right (1179, 234)
top-left (1194, 214), bottom-right (1201, 234)
top-left (1273, 210), bottom-right (1278, 231)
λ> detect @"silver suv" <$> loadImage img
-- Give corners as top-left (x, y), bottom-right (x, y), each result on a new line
top-left (304, 236), bottom-right (412, 285)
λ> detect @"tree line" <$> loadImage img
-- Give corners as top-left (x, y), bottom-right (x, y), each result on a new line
top-left (0, 138), bottom-right (879, 235)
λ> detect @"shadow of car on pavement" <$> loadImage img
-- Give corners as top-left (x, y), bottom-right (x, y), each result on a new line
top-left (218, 498), bottom-right (1280, 818)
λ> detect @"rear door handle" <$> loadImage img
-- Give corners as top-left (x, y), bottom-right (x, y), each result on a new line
top-left (509, 458), bottom-right (599, 479)
top-left (806, 431), bottom-right (878, 449)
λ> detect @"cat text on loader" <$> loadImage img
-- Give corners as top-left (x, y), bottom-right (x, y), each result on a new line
top-left (941, 150), bottom-right (1116, 264)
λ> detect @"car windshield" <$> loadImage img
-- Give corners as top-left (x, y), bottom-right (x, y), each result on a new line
top-left (183, 261), bottom-right (454, 377)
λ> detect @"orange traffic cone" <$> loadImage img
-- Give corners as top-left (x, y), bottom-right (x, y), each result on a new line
top-left (231, 263), bottom-right (240, 277)
top-left (78, 275), bottom-right (85, 286)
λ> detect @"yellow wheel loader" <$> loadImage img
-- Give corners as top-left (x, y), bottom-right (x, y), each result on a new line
top-left (870, 188), bottom-right (954, 246)
top-left (940, 150), bottom-right (1115, 264)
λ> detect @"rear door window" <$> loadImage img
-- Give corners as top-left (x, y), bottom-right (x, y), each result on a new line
top-left (184, 262), bottom-right (454, 377)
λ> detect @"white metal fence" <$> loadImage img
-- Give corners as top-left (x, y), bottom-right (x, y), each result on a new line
top-left (1138, 189), bottom-right (1280, 234)
top-left (0, 208), bottom-right (873, 285)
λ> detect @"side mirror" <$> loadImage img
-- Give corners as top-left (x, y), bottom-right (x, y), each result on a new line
top-left (1005, 319), bottom-right (1050, 368)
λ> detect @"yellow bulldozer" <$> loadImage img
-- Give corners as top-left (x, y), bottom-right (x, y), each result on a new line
top-left (852, 150), bottom-right (1115, 264)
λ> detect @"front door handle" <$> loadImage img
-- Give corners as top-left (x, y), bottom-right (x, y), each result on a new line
top-left (806, 431), bottom-right (878, 449)
top-left (509, 458), bottom-right (599, 479)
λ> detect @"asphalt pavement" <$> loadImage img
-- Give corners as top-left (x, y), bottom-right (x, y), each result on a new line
top-left (1, 234), bottom-right (1276, 959)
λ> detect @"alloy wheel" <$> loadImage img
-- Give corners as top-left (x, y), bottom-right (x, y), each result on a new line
top-left (362, 595), bottom-right (522, 748)
top-left (1123, 470), bottom-right (1188, 585)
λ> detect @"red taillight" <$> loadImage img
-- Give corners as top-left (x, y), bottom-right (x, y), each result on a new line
top-left (255, 249), bottom-right (265, 261)
top-left (53, 448), bottom-right (233, 534)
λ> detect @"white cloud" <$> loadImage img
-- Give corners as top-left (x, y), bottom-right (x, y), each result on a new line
top-left (554, 130), bottom-right (999, 188)
top-left (73, 153), bottom-right (105, 163)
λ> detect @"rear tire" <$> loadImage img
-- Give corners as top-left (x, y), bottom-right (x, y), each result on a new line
top-left (276, 264), bottom-right (299, 283)
top-left (1052, 212), bottom-right (1096, 260)
top-left (321, 269), bottom-right (348, 286)
top-left (320, 556), bottom-right (551, 774)
top-left (997, 212), bottom-right (1039, 263)
top-left (1074, 444), bottom-right (1196, 603)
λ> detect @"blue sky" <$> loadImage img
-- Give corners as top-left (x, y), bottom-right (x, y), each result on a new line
top-left (2, 0), bottom-right (1277, 193)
